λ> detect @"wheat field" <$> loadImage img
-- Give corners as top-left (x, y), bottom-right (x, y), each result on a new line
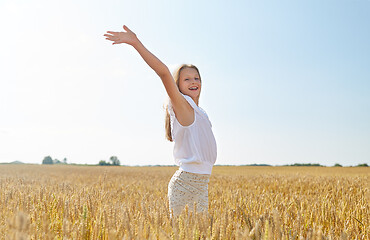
top-left (0, 164), bottom-right (368, 239)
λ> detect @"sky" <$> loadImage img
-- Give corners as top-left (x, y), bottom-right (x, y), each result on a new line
top-left (0, 0), bottom-right (369, 166)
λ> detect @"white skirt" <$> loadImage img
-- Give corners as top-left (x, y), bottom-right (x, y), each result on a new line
top-left (168, 169), bottom-right (210, 216)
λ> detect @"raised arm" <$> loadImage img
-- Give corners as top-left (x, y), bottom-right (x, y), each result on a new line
top-left (104, 25), bottom-right (194, 125)
top-left (104, 25), bottom-right (182, 104)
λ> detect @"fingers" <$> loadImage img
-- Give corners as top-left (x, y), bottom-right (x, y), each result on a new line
top-left (123, 25), bottom-right (132, 33)
top-left (104, 30), bottom-right (122, 37)
top-left (104, 35), bottom-right (115, 41)
top-left (105, 33), bottom-right (120, 44)
top-left (104, 25), bottom-right (132, 43)
top-left (104, 33), bottom-right (118, 42)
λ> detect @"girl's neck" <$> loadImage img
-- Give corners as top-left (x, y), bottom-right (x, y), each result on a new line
top-left (192, 96), bottom-right (199, 106)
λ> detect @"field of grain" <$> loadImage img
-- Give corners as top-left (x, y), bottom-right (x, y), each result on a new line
top-left (0, 165), bottom-right (368, 239)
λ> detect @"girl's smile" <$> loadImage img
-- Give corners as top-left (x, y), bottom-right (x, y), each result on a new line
top-left (179, 67), bottom-right (201, 105)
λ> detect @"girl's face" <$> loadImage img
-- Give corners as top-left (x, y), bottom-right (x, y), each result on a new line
top-left (178, 67), bottom-right (201, 103)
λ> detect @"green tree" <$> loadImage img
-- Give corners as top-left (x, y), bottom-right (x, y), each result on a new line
top-left (98, 160), bottom-right (110, 166)
top-left (42, 156), bottom-right (53, 165)
top-left (53, 159), bottom-right (62, 164)
top-left (357, 163), bottom-right (368, 167)
top-left (110, 156), bottom-right (120, 166)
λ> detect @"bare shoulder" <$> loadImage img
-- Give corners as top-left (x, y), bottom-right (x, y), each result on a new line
top-left (170, 95), bottom-right (195, 127)
top-left (159, 71), bottom-right (195, 126)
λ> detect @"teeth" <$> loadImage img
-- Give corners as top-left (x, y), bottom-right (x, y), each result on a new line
top-left (189, 87), bottom-right (198, 90)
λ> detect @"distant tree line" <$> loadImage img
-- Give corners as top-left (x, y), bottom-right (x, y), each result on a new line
top-left (40, 155), bottom-right (121, 166)
top-left (98, 156), bottom-right (120, 166)
top-left (355, 163), bottom-right (368, 167)
top-left (42, 156), bottom-right (67, 165)
top-left (238, 163), bottom-right (368, 167)
top-left (284, 163), bottom-right (368, 167)
top-left (286, 163), bottom-right (323, 167)
top-left (39, 156), bottom-right (367, 167)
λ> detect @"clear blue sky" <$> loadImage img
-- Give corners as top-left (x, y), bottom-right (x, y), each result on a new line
top-left (1, 0), bottom-right (369, 166)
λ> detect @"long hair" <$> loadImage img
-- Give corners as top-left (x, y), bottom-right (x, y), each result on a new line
top-left (165, 64), bottom-right (201, 142)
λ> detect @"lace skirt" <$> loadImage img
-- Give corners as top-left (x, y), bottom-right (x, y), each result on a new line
top-left (168, 169), bottom-right (211, 216)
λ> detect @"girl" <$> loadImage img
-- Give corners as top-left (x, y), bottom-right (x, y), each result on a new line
top-left (104, 25), bottom-right (217, 216)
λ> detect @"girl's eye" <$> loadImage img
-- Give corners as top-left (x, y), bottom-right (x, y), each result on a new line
top-left (184, 79), bottom-right (189, 81)
top-left (195, 78), bottom-right (200, 80)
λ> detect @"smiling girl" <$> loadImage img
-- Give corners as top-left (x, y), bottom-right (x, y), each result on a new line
top-left (104, 25), bottom-right (217, 216)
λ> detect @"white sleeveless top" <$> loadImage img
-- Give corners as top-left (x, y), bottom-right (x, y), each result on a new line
top-left (168, 94), bottom-right (217, 174)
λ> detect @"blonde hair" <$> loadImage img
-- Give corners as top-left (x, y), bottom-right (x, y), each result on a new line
top-left (165, 64), bottom-right (201, 142)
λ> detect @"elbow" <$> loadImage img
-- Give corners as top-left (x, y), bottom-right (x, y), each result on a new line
top-left (157, 66), bottom-right (171, 79)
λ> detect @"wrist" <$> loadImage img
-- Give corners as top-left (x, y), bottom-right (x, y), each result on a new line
top-left (131, 36), bottom-right (141, 48)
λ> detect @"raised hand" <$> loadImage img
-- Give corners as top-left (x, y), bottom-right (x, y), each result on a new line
top-left (104, 25), bottom-right (138, 46)
top-left (103, 23), bottom-right (182, 113)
